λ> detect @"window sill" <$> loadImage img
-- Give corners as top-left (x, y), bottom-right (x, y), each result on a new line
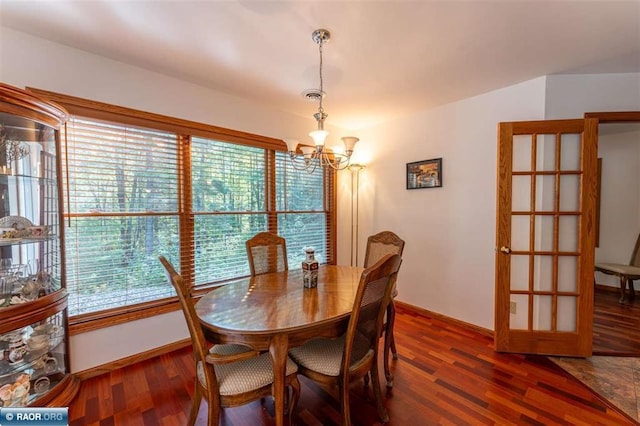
top-left (69, 298), bottom-right (181, 335)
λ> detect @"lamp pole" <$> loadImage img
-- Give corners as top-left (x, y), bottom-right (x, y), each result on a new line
top-left (348, 164), bottom-right (365, 266)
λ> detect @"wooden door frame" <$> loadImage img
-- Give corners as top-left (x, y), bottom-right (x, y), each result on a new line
top-left (584, 111), bottom-right (640, 123)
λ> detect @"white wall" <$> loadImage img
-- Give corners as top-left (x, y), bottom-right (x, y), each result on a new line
top-left (340, 78), bottom-right (548, 330)
top-left (544, 73), bottom-right (640, 288)
top-left (595, 126), bottom-right (640, 287)
top-left (544, 73), bottom-right (640, 119)
top-left (0, 27), bottom-right (347, 373)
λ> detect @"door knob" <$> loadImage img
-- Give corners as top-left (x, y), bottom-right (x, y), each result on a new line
top-left (499, 246), bottom-right (512, 254)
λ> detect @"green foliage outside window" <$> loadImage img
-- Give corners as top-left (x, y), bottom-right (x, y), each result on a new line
top-left (63, 120), bottom-right (331, 316)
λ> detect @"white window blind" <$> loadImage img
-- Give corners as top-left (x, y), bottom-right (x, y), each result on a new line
top-left (191, 137), bottom-right (267, 285)
top-left (58, 110), bottom-right (336, 319)
top-left (63, 118), bottom-right (179, 315)
top-left (275, 151), bottom-right (329, 266)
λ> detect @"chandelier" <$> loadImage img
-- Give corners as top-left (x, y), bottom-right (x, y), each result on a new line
top-left (284, 29), bottom-right (359, 173)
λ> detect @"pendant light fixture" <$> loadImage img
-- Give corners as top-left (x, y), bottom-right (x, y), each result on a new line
top-left (284, 29), bottom-right (359, 173)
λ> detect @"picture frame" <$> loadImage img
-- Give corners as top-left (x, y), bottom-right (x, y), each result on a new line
top-left (406, 158), bottom-right (442, 189)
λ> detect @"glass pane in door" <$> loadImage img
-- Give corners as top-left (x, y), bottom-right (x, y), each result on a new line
top-left (512, 135), bottom-right (531, 171)
top-left (559, 216), bottom-right (578, 252)
top-left (560, 134), bottom-right (582, 170)
top-left (557, 296), bottom-right (577, 332)
top-left (533, 295), bottom-right (552, 331)
top-left (512, 176), bottom-right (531, 211)
top-left (533, 256), bottom-right (553, 291)
top-left (536, 134), bottom-right (555, 171)
top-left (534, 216), bottom-right (554, 251)
top-left (535, 175), bottom-right (555, 211)
top-left (510, 293), bottom-right (528, 330)
top-left (559, 175), bottom-right (580, 211)
top-left (510, 255), bottom-right (529, 291)
top-left (558, 256), bottom-right (578, 292)
top-left (511, 216), bottom-right (530, 251)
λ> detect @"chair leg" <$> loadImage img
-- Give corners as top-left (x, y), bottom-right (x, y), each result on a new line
top-left (629, 279), bottom-right (636, 301)
top-left (339, 383), bottom-right (352, 426)
top-left (287, 377), bottom-right (301, 424)
top-left (371, 361), bottom-right (390, 423)
top-left (389, 302), bottom-right (398, 360)
top-left (206, 394), bottom-right (220, 426)
top-left (619, 275), bottom-right (627, 303)
top-left (188, 385), bottom-right (202, 426)
top-left (384, 302), bottom-right (397, 388)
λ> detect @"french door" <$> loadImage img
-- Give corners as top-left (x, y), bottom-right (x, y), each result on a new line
top-left (495, 118), bottom-right (598, 356)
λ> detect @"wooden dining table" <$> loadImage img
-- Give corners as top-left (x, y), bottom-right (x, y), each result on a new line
top-left (195, 264), bottom-right (363, 426)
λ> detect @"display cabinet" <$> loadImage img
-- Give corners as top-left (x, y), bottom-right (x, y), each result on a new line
top-left (0, 83), bottom-right (78, 407)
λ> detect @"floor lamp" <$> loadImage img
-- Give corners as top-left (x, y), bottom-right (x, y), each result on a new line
top-left (348, 164), bottom-right (365, 267)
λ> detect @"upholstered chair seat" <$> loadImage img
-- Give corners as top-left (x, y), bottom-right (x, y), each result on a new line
top-left (198, 351), bottom-right (299, 396)
top-left (595, 233), bottom-right (640, 303)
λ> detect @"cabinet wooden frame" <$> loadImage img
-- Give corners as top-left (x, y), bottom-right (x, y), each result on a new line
top-left (0, 82), bottom-right (77, 407)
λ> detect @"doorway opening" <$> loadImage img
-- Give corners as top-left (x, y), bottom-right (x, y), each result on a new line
top-left (593, 119), bottom-right (640, 356)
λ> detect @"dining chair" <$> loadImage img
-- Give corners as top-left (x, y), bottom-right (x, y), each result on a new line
top-left (363, 230), bottom-right (405, 388)
top-left (246, 231), bottom-right (288, 276)
top-left (159, 256), bottom-right (300, 426)
top-left (288, 253), bottom-right (402, 425)
top-left (595, 232), bottom-right (640, 303)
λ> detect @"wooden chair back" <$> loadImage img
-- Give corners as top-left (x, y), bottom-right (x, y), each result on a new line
top-left (342, 253), bottom-right (402, 377)
top-left (363, 231), bottom-right (405, 268)
top-left (246, 232), bottom-right (288, 276)
top-left (159, 256), bottom-right (221, 398)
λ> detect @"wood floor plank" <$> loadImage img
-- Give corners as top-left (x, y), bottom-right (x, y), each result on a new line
top-left (593, 286), bottom-right (640, 355)
top-left (67, 303), bottom-right (636, 425)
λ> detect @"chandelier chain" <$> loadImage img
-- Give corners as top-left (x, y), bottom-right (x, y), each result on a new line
top-left (318, 37), bottom-right (324, 114)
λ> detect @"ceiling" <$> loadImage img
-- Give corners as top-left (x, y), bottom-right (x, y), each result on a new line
top-left (1, 1), bottom-right (638, 130)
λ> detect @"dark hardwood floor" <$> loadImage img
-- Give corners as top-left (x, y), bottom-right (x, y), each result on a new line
top-left (593, 286), bottom-right (640, 355)
top-left (68, 303), bottom-right (635, 425)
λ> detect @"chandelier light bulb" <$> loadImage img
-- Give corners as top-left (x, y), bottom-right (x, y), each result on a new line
top-left (341, 137), bottom-right (359, 156)
top-left (284, 138), bottom-right (299, 153)
top-left (309, 130), bottom-right (329, 147)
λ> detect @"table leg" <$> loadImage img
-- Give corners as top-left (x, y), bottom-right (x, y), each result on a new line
top-left (269, 333), bottom-right (288, 426)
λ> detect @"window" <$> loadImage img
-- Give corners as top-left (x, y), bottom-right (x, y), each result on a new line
top-left (191, 137), bottom-right (266, 285)
top-left (39, 89), bottom-right (337, 322)
top-left (275, 151), bottom-right (330, 265)
top-left (63, 118), bottom-right (180, 315)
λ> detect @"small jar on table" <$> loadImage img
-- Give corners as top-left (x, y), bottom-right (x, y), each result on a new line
top-left (302, 247), bottom-right (319, 288)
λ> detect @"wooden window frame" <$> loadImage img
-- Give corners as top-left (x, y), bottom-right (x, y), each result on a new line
top-left (27, 88), bottom-right (337, 335)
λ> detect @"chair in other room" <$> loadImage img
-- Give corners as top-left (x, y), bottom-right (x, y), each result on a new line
top-left (595, 232), bottom-right (640, 303)
top-left (246, 231), bottom-right (288, 276)
top-left (159, 256), bottom-right (300, 426)
top-left (289, 253), bottom-right (402, 425)
top-left (363, 230), bottom-right (405, 388)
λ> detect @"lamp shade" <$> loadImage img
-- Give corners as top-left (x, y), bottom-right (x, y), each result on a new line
top-left (283, 138), bottom-right (299, 152)
top-left (309, 130), bottom-right (329, 147)
top-left (341, 136), bottom-right (359, 153)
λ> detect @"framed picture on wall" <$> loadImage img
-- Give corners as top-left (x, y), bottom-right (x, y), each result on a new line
top-left (406, 158), bottom-right (442, 189)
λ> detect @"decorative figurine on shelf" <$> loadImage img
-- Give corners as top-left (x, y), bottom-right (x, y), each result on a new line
top-left (0, 124), bottom-right (29, 163)
top-left (302, 247), bottom-right (319, 288)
